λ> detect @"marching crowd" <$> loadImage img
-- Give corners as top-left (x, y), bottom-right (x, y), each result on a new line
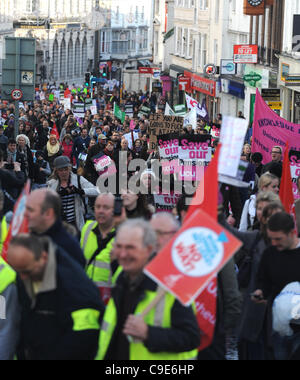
top-left (0, 82), bottom-right (300, 361)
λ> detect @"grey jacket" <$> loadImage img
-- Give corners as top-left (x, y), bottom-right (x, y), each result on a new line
top-left (48, 173), bottom-right (100, 230)
top-left (0, 284), bottom-right (20, 360)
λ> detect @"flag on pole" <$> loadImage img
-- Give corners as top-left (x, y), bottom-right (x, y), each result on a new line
top-left (165, 102), bottom-right (176, 116)
top-left (1, 181), bottom-right (31, 261)
top-left (183, 108), bottom-right (197, 130)
top-left (50, 123), bottom-right (60, 140)
top-left (114, 103), bottom-right (125, 123)
top-left (279, 143), bottom-right (296, 217)
top-left (184, 145), bottom-right (221, 351)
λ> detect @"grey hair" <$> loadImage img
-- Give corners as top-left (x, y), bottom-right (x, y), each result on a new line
top-left (256, 191), bottom-right (280, 208)
top-left (151, 212), bottom-right (181, 231)
top-left (117, 218), bottom-right (157, 251)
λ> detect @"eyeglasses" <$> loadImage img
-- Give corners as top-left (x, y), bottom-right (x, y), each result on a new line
top-left (271, 151), bottom-right (281, 154)
top-left (155, 230), bottom-right (178, 237)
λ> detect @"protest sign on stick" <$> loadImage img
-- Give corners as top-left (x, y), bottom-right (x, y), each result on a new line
top-left (2, 181), bottom-right (31, 261)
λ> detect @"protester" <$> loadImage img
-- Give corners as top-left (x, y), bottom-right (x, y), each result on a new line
top-left (150, 212), bottom-right (180, 252)
top-left (0, 125), bottom-right (8, 152)
top-left (0, 188), bottom-right (20, 360)
top-left (226, 198), bottom-right (284, 360)
top-left (239, 173), bottom-right (280, 231)
top-left (253, 212), bottom-right (300, 359)
top-left (121, 190), bottom-right (153, 220)
top-left (25, 189), bottom-right (86, 267)
top-left (44, 133), bottom-right (62, 171)
top-left (95, 218), bottom-right (201, 360)
top-left (16, 134), bottom-right (34, 179)
top-left (32, 151), bottom-right (51, 190)
top-left (262, 146), bottom-right (283, 178)
top-left (0, 149), bottom-right (26, 214)
top-left (7, 234), bottom-right (104, 360)
top-left (48, 156), bottom-right (99, 231)
top-left (80, 194), bottom-right (117, 298)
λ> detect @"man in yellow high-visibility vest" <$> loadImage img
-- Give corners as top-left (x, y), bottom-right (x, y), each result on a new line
top-left (96, 219), bottom-right (200, 360)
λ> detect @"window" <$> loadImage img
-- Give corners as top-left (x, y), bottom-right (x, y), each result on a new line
top-left (112, 31), bottom-right (129, 54)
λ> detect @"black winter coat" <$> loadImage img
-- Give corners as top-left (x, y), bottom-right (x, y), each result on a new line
top-left (16, 242), bottom-right (104, 360)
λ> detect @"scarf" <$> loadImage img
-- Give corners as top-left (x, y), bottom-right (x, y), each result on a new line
top-left (47, 141), bottom-right (60, 157)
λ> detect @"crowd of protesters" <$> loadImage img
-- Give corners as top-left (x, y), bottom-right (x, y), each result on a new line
top-left (0, 81), bottom-right (299, 361)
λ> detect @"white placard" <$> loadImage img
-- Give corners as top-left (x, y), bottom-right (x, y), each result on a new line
top-left (183, 108), bottom-right (197, 130)
top-left (218, 116), bottom-right (248, 178)
top-left (123, 132), bottom-right (139, 150)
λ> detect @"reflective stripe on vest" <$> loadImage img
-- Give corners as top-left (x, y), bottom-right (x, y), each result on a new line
top-left (82, 221), bottom-right (98, 253)
top-left (0, 216), bottom-right (8, 253)
top-left (96, 289), bottom-right (198, 360)
top-left (0, 257), bottom-right (16, 294)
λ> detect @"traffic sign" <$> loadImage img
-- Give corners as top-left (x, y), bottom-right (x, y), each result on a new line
top-left (11, 89), bottom-right (23, 101)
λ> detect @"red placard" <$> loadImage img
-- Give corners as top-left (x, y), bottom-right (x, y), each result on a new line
top-left (144, 208), bottom-right (242, 306)
top-left (233, 45), bottom-right (258, 64)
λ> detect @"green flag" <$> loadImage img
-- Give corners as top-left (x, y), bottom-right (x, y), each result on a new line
top-left (114, 103), bottom-right (125, 123)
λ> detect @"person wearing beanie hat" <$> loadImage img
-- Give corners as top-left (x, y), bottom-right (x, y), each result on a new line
top-left (47, 156), bottom-right (99, 231)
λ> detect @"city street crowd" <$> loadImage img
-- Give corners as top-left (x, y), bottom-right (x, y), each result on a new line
top-left (0, 82), bottom-right (300, 361)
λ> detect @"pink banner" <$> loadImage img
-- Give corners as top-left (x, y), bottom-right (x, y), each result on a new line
top-left (252, 89), bottom-right (300, 164)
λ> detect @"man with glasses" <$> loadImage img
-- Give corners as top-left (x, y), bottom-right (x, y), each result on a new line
top-left (150, 212), bottom-right (180, 252)
top-left (262, 146), bottom-right (283, 178)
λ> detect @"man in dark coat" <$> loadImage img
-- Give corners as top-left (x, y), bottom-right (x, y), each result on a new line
top-left (25, 189), bottom-right (86, 267)
top-left (7, 234), bottom-right (104, 360)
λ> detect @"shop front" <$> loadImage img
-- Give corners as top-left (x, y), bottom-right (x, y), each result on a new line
top-left (183, 71), bottom-right (219, 122)
top-left (279, 56), bottom-right (300, 124)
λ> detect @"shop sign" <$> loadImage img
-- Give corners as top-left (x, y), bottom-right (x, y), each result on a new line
top-left (285, 75), bottom-right (300, 86)
top-left (220, 60), bottom-right (237, 75)
top-left (268, 101), bottom-right (283, 110)
top-left (234, 45), bottom-right (258, 64)
top-left (261, 89), bottom-right (281, 102)
top-left (185, 71), bottom-right (216, 97)
top-left (243, 72), bottom-right (262, 87)
top-left (179, 76), bottom-right (191, 92)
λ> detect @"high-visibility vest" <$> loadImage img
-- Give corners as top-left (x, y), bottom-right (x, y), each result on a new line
top-left (0, 216), bottom-right (9, 254)
top-left (80, 221), bottom-right (115, 288)
top-left (96, 288), bottom-right (198, 360)
top-left (0, 257), bottom-right (16, 294)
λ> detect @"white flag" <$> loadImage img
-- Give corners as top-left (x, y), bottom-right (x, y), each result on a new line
top-left (165, 103), bottom-right (176, 116)
top-left (183, 108), bottom-right (197, 130)
top-left (185, 94), bottom-right (208, 118)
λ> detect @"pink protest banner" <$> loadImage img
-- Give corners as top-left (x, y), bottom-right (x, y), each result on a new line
top-left (252, 89), bottom-right (300, 164)
top-left (290, 151), bottom-right (300, 201)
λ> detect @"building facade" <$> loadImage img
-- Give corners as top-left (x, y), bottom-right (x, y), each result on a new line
top-left (279, 0), bottom-right (300, 124)
top-left (0, 0), bottom-right (14, 73)
top-left (168, 0), bottom-right (249, 120)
